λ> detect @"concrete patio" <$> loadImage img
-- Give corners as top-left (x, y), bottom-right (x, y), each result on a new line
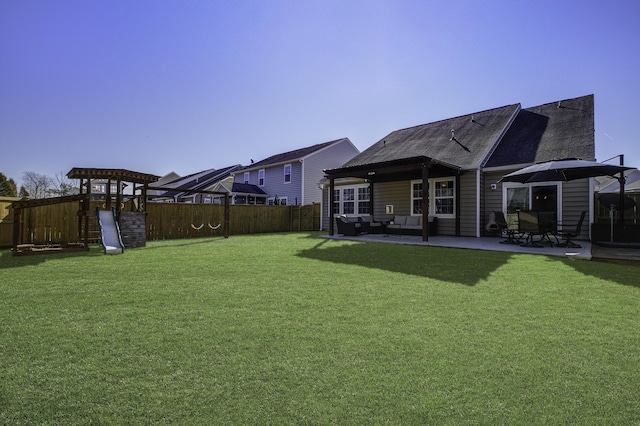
top-left (321, 232), bottom-right (639, 262)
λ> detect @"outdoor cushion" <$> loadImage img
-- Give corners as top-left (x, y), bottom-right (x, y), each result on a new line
top-left (405, 216), bottom-right (421, 227)
top-left (392, 215), bottom-right (407, 225)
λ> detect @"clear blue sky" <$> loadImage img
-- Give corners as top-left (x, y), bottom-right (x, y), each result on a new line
top-left (1, 0), bottom-right (639, 187)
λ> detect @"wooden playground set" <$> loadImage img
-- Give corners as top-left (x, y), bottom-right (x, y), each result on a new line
top-left (7, 168), bottom-right (230, 256)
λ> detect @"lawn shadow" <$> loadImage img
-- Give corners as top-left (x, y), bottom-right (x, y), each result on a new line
top-left (143, 236), bottom-right (227, 250)
top-left (0, 246), bottom-right (103, 269)
top-left (561, 257), bottom-right (640, 289)
top-left (296, 238), bottom-right (511, 286)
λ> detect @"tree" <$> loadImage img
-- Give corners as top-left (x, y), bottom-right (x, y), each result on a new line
top-left (22, 171), bottom-right (52, 199)
top-left (49, 172), bottom-right (78, 197)
top-left (19, 186), bottom-right (29, 198)
top-left (0, 173), bottom-right (17, 196)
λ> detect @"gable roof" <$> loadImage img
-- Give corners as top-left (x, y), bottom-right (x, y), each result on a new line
top-left (152, 165), bottom-right (242, 198)
top-left (484, 94), bottom-right (595, 168)
top-left (240, 137), bottom-right (353, 172)
top-left (337, 104), bottom-right (520, 172)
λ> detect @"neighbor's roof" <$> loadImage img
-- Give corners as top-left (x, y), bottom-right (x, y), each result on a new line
top-left (231, 182), bottom-right (268, 196)
top-left (152, 165), bottom-right (242, 198)
top-left (336, 104), bottom-right (520, 171)
top-left (484, 94), bottom-right (595, 167)
top-left (240, 137), bottom-right (352, 172)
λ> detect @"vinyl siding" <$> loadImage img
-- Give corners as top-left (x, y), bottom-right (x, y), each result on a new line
top-left (303, 140), bottom-right (359, 205)
top-left (458, 173), bottom-right (478, 237)
top-left (264, 162), bottom-right (302, 204)
top-left (482, 170), bottom-right (591, 240)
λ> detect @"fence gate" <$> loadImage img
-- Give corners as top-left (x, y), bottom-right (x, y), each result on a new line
top-left (291, 204), bottom-right (319, 231)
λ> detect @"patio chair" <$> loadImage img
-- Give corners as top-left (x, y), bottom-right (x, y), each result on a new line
top-left (336, 216), bottom-right (362, 236)
top-left (494, 211), bottom-right (519, 244)
top-left (357, 215), bottom-right (382, 233)
top-left (518, 210), bottom-right (544, 248)
top-left (538, 211), bottom-right (559, 246)
top-left (556, 211), bottom-right (586, 248)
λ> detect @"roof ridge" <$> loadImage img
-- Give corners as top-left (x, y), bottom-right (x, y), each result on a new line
top-left (387, 103), bottom-right (521, 135)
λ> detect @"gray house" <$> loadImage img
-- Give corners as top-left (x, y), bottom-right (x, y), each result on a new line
top-left (232, 138), bottom-right (359, 206)
top-left (324, 94), bottom-right (595, 240)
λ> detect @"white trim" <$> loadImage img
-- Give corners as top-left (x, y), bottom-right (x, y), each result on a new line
top-left (501, 181), bottom-right (564, 223)
top-left (258, 169), bottom-right (265, 187)
top-left (284, 164), bottom-right (292, 184)
top-left (410, 178), bottom-right (456, 218)
top-left (301, 160), bottom-right (305, 204)
top-left (479, 104), bottom-right (522, 168)
top-left (333, 183), bottom-right (370, 215)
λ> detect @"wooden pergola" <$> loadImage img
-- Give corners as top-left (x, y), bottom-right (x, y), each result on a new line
top-left (325, 156), bottom-right (463, 242)
top-left (67, 167), bottom-right (161, 214)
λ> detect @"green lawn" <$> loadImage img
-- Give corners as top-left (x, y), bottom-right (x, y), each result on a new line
top-left (1, 233), bottom-right (639, 425)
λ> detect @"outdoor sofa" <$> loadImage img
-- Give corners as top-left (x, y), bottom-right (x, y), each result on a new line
top-left (386, 215), bottom-right (437, 236)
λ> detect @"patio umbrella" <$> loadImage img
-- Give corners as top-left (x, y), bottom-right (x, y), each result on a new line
top-left (499, 158), bottom-right (634, 184)
top-left (500, 158), bottom-right (636, 242)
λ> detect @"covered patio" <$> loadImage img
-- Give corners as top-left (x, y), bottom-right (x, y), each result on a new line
top-left (322, 232), bottom-right (594, 260)
top-left (321, 231), bottom-right (640, 262)
top-left (325, 156), bottom-right (463, 241)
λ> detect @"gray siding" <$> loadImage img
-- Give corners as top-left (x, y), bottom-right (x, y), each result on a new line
top-left (264, 162), bottom-right (302, 204)
top-left (303, 140), bottom-right (359, 205)
top-left (459, 172), bottom-right (478, 237)
top-left (481, 170), bottom-right (591, 240)
top-left (562, 179), bottom-right (590, 240)
top-left (483, 171), bottom-right (506, 235)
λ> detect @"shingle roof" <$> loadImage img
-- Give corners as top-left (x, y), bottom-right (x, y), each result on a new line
top-left (241, 138), bottom-right (351, 171)
top-left (484, 94), bottom-right (595, 167)
top-left (154, 165), bottom-right (242, 198)
top-left (231, 183), bottom-right (268, 195)
top-left (338, 104), bottom-right (520, 171)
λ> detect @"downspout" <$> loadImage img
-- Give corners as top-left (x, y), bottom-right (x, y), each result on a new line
top-left (300, 159), bottom-right (305, 205)
top-left (475, 169), bottom-right (481, 237)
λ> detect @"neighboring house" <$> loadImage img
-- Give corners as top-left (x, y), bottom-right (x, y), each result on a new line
top-left (207, 176), bottom-right (269, 205)
top-left (324, 94), bottom-right (595, 240)
top-left (231, 138), bottom-right (359, 206)
top-left (88, 179), bottom-right (127, 201)
top-left (149, 165), bottom-right (242, 203)
top-left (594, 169), bottom-right (640, 224)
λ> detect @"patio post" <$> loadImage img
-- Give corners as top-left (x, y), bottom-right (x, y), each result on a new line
top-left (329, 177), bottom-right (335, 236)
top-left (421, 163), bottom-right (429, 242)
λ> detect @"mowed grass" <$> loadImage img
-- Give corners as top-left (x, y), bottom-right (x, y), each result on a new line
top-left (1, 233), bottom-right (639, 425)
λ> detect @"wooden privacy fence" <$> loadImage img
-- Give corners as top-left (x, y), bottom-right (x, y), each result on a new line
top-left (0, 197), bottom-right (20, 247)
top-left (2, 200), bottom-right (320, 247)
top-left (146, 203), bottom-right (320, 240)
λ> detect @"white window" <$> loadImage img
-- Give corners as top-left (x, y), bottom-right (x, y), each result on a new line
top-left (92, 184), bottom-right (106, 193)
top-left (243, 172), bottom-right (249, 184)
top-left (284, 164), bottom-right (291, 183)
top-left (411, 178), bottom-right (456, 218)
top-left (333, 184), bottom-right (370, 215)
top-left (268, 196), bottom-right (287, 206)
top-left (357, 187), bottom-right (371, 215)
top-left (411, 182), bottom-right (425, 214)
top-left (342, 188), bottom-right (355, 214)
top-left (433, 179), bottom-right (454, 216)
top-left (502, 182), bottom-right (562, 220)
top-left (259, 169), bottom-right (265, 186)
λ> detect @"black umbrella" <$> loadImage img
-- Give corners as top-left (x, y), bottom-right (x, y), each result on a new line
top-left (499, 158), bottom-right (633, 183)
top-left (500, 158), bottom-right (636, 242)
